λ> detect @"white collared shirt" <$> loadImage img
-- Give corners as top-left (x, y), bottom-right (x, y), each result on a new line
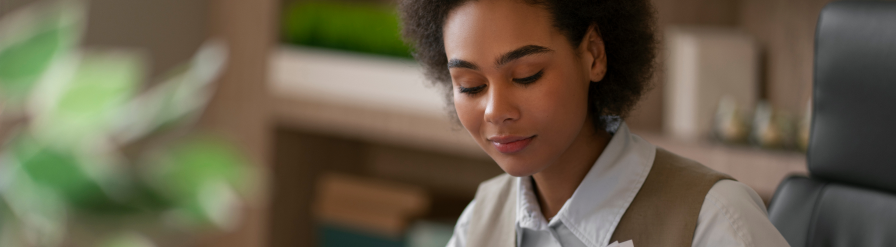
top-left (446, 123), bottom-right (790, 247)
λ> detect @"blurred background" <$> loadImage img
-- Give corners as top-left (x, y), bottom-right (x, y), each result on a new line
top-left (0, 0), bottom-right (872, 246)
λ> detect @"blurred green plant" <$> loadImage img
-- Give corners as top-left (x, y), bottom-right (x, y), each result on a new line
top-left (0, 0), bottom-right (82, 105)
top-left (0, 1), bottom-right (257, 246)
top-left (282, 1), bottom-right (413, 58)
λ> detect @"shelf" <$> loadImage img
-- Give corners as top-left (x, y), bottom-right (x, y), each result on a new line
top-left (268, 45), bottom-right (487, 159)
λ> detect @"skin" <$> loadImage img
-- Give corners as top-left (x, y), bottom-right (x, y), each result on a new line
top-left (443, 0), bottom-right (612, 220)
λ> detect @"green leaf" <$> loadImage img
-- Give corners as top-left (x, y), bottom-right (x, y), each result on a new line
top-left (9, 136), bottom-right (122, 211)
top-left (30, 51), bottom-right (143, 147)
top-left (0, 156), bottom-right (68, 246)
top-left (112, 40), bottom-right (226, 143)
top-left (0, 29), bottom-right (62, 96)
top-left (0, 0), bottom-right (85, 101)
top-left (144, 136), bottom-right (253, 229)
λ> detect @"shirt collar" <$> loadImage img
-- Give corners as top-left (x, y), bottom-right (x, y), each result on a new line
top-left (515, 122), bottom-right (656, 246)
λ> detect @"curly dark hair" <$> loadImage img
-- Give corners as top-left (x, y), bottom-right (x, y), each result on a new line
top-left (399, 0), bottom-right (658, 130)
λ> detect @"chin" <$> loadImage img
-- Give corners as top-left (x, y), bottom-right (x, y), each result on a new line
top-left (493, 156), bottom-right (547, 177)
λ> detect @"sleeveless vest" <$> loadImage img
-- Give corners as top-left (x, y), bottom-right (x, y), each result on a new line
top-left (466, 148), bottom-right (734, 247)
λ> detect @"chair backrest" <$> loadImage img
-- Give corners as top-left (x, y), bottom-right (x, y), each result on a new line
top-left (767, 1), bottom-right (896, 247)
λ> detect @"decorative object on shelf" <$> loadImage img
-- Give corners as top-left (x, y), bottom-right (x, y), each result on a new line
top-left (282, 1), bottom-right (412, 59)
top-left (713, 96), bottom-right (808, 152)
top-left (748, 101), bottom-right (797, 150)
top-left (0, 1), bottom-right (257, 246)
top-left (664, 26), bottom-right (760, 142)
top-left (712, 95), bottom-right (750, 144)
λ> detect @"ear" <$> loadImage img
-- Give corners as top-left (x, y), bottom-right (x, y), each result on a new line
top-left (580, 25), bottom-right (607, 82)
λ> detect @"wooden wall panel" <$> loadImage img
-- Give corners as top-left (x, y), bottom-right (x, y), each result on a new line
top-left (202, 0), bottom-right (275, 246)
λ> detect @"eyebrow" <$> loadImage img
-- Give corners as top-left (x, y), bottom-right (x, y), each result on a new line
top-left (496, 45), bottom-right (553, 68)
top-left (446, 45), bottom-right (553, 71)
top-left (447, 59), bottom-right (479, 70)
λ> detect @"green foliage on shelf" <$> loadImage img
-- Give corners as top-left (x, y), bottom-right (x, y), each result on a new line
top-left (283, 1), bottom-right (413, 58)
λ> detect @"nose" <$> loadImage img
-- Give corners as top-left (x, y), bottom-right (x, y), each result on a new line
top-left (484, 83), bottom-right (520, 125)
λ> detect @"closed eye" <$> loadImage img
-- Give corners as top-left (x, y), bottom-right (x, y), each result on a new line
top-left (513, 70), bottom-right (543, 85)
top-left (459, 85), bottom-right (486, 95)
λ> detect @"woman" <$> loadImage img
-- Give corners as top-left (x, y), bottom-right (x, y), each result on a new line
top-left (399, 0), bottom-right (790, 246)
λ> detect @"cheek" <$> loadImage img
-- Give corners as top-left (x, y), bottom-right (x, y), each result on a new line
top-left (527, 72), bottom-right (590, 129)
top-left (454, 94), bottom-right (483, 136)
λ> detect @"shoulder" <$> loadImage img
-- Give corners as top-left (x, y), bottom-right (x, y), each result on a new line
top-left (448, 174), bottom-right (516, 247)
top-left (446, 200), bottom-right (476, 247)
top-left (705, 180), bottom-right (768, 217)
top-left (692, 180), bottom-right (790, 247)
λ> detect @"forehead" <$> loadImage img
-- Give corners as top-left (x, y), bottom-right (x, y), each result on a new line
top-left (442, 0), bottom-right (561, 63)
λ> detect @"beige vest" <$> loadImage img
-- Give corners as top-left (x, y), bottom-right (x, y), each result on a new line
top-left (466, 148), bottom-right (733, 247)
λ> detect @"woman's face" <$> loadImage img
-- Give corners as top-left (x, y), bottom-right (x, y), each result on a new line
top-left (443, 0), bottom-right (607, 176)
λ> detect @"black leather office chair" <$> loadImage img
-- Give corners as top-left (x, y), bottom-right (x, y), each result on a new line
top-left (766, 1), bottom-right (896, 247)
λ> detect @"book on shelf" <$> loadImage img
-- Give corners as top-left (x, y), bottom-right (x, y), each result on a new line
top-left (313, 172), bottom-right (432, 246)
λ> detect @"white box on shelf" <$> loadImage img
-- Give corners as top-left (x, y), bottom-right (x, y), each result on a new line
top-left (664, 26), bottom-right (760, 141)
top-left (270, 46), bottom-right (446, 118)
top-left (269, 46), bottom-right (486, 158)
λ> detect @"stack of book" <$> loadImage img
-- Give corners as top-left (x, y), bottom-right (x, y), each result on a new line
top-left (313, 173), bottom-right (430, 247)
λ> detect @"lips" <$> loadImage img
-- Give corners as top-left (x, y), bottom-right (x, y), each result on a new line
top-left (489, 135), bottom-right (535, 154)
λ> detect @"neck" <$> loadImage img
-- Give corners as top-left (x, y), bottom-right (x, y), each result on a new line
top-left (532, 119), bottom-right (611, 220)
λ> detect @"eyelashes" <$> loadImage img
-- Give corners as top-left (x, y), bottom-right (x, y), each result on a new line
top-left (459, 84), bottom-right (486, 94)
top-left (458, 70), bottom-right (544, 95)
top-left (512, 70), bottom-right (543, 85)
